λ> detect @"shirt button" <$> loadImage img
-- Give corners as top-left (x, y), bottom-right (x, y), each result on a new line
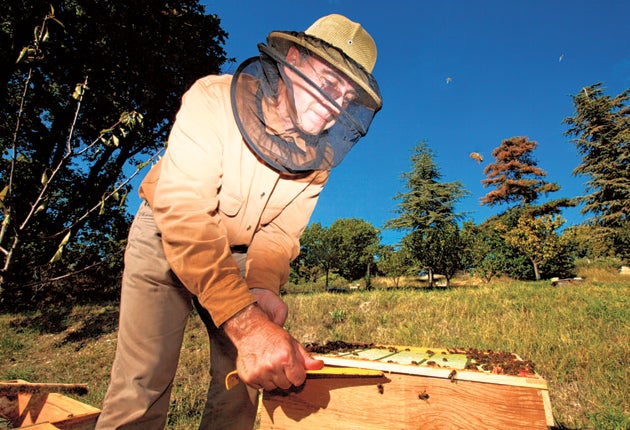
top-left (247, 225), bottom-right (251, 231)
top-left (260, 192), bottom-right (266, 198)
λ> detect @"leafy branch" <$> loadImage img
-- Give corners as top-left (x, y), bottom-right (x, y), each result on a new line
top-left (1, 6), bottom-right (154, 287)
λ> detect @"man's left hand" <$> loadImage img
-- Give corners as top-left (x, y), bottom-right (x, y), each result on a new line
top-left (250, 288), bottom-right (288, 326)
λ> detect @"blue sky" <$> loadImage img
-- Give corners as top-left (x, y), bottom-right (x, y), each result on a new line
top-left (195, 0), bottom-right (630, 245)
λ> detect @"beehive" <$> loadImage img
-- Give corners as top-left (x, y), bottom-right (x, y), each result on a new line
top-left (259, 343), bottom-right (554, 429)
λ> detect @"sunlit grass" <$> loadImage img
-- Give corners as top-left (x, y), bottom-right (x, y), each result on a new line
top-left (1, 269), bottom-right (628, 429)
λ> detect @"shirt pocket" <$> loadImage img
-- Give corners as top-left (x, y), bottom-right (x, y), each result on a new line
top-left (218, 192), bottom-right (242, 218)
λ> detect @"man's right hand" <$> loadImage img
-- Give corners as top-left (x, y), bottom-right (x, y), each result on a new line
top-left (222, 304), bottom-right (323, 391)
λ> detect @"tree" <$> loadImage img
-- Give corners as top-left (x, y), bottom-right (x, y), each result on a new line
top-left (563, 222), bottom-right (630, 262)
top-left (496, 211), bottom-right (567, 281)
top-left (294, 222), bottom-right (337, 287)
top-left (0, 2), bottom-right (231, 308)
top-left (480, 136), bottom-right (560, 207)
top-left (376, 245), bottom-right (415, 288)
top-left (477, 136), bottom-right (575, 280)
top-left (295, 219), bottom-right (380, 288)
top-left (430, 223), bottom-right (465, 286)
top-left (461, 221), bottom-right (499, 283)
top-left (386, 142), bottom-right (469, 286)
top-left (563, 83), bottom-right (630, 228)
top-left (328, 218), bottom-right (380, 282)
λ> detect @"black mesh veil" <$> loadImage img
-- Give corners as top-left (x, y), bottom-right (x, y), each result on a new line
top-left (230, 39), bottom-right (381, 174)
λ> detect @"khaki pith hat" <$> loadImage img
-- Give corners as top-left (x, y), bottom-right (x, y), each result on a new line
top-left (267, 14), bottom-right (382, 109)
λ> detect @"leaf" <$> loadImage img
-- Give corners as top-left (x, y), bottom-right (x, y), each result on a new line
top-left (119, 190), bottom-right (128, 207)
top-left (99, 196), bottom-right (106, 215)
top-left (136, 160), bottom-right (149, 170)
top-left (49, 230), bottom-right (71, 263)
top-left (34, 201), bottom-right (47, 214)
top-left (16, 47), bottom-right (29, 64)
top-left (72, 83), bottom-right (84, 100)
top-left (0, 185), bottom-right (8, 208)
top-left (49, 246), bottom-right (64, 263)
top-left (51, 17), bottom-right (65, 28)
top-left (112, 135), bottom-right (120, 147)
top-left (41, 169), bottom-right (49, 186)
top-left (60, 230), bottom-right (71, 246)
top-left (119, 112), bottom-right (130, 124)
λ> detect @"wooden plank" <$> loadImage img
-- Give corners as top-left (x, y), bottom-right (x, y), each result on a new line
top-left (261, 372), bottom-right (551, 429)
top-left (16, 392), bottom-right (100, 428)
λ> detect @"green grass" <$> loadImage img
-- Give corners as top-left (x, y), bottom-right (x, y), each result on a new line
top-left (1, 269), bottom-right (628, 429)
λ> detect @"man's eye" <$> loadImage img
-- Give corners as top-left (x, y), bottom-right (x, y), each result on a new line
top-left (320, 77), bottom-right (338, 93)
top-left (344, 93), bottom-right (358, 104)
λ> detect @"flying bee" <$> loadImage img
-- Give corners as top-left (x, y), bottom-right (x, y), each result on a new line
top-left (377, 383), bottom-right (384, 394)
top-left (448, 369), bottom-right (457, 383)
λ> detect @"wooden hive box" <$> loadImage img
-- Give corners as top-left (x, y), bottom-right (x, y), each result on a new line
top-left (0, 380), bottom-right (100, 429)
top-left (259, 343), bottom-right (554, 429)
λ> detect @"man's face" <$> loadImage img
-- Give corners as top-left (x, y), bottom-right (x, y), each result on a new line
top-left (284, 48), bottom-right (358, 135)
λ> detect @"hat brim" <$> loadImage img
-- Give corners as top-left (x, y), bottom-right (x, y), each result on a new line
top-left (267, 31), bottom-right (382, 111)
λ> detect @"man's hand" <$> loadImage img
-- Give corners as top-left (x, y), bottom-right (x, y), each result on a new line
top-left (222, 304), bottom-right (324, 391)
top-left (250, 288), bottom-right (287, 326)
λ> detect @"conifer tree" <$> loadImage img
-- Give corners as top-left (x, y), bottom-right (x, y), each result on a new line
top-left (564, 83), bottom-right (630, 227)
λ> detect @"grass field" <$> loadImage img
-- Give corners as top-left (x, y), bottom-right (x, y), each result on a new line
top-left (1, 266), bottom-right (628, 429)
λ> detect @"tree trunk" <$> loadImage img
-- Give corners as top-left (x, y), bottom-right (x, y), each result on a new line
top-left (532, 259), bottom-right (541, 281)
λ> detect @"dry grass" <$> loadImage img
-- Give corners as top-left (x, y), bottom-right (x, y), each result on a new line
top-left (1, 267), bottom-right (628, 429)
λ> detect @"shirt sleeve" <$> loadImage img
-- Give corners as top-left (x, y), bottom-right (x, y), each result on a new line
top-left (145, 77), bottom-right (256, 327)
top-left (245, 170), bottom-right (329, 294)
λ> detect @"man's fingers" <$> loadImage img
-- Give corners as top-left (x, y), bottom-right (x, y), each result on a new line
top-left (284, 362), bottom-right (307, 387)
top-left (273, 305), bottom-right (288, 326)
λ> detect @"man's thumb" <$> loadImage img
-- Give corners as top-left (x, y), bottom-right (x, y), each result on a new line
top-left (301, 348), bottom-right (324, 370)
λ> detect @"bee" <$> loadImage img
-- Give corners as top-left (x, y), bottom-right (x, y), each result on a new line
top-left (418, 390), bottom-right (430, 401)
top-left (448, 369), bottom-right (457, 383)
top-left (377, 383), bottom-right (384, 394)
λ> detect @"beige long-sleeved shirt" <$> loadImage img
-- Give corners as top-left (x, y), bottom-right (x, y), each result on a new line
top-left (139, 74), bottom-right (329, 327)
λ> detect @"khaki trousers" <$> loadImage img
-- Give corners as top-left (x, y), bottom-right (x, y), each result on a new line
top-left (96, 202), bottom-right (258, 429)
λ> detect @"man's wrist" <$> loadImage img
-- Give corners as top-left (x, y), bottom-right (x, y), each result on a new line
top-left (222, 303), bottom-right (267, 345)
